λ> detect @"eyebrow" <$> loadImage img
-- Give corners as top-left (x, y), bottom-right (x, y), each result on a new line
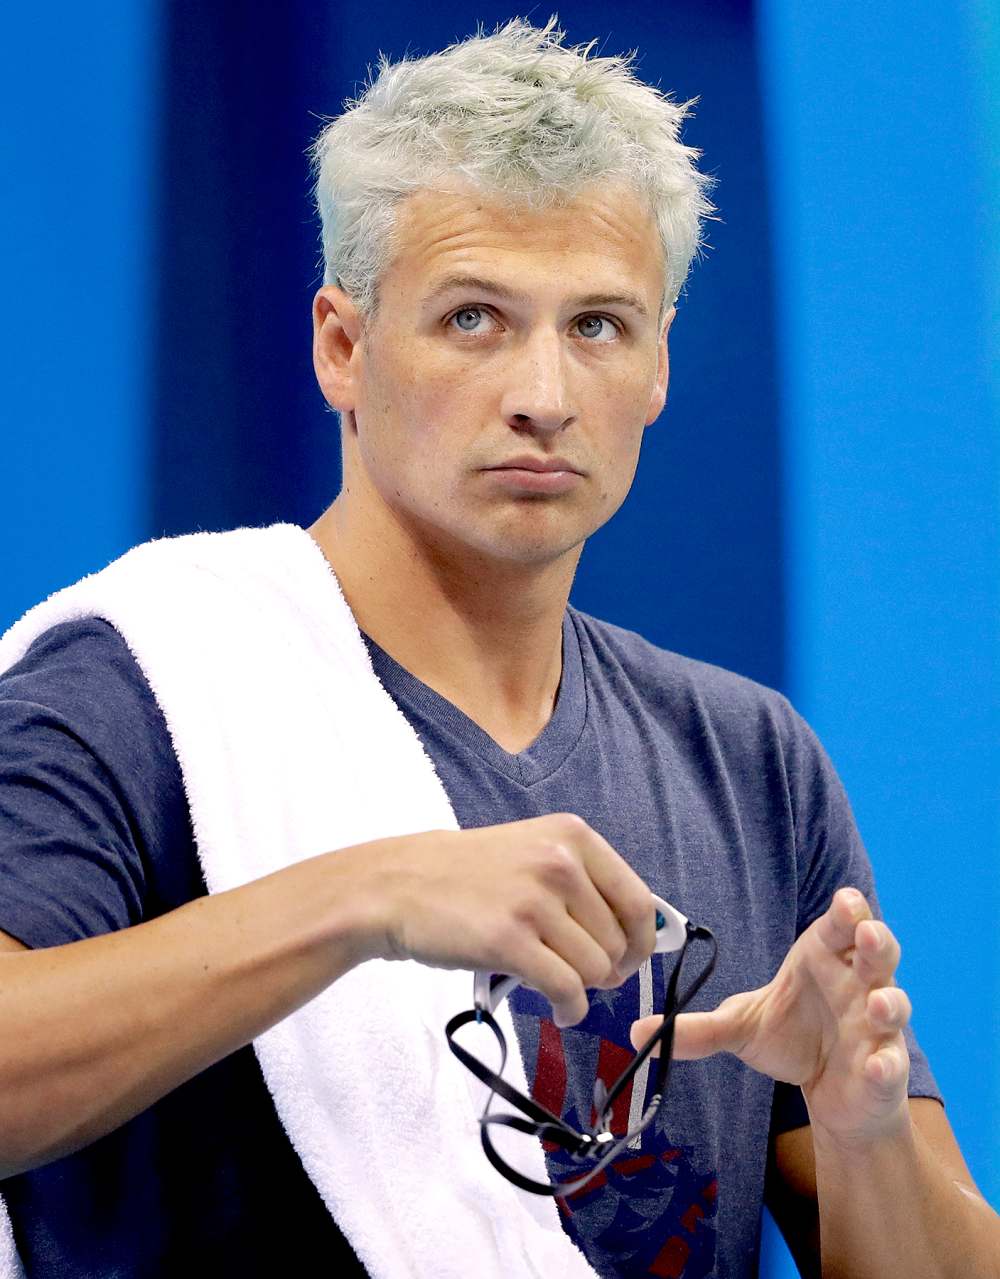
top-left (422, 273), bottom-right (650, 319)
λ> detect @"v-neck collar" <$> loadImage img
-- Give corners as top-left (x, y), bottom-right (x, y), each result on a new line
top-left (360, 610), bottom-right (588, 787)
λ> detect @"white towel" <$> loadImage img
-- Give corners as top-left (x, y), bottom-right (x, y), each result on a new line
top-left (0, 524), bottom-right (598, 1278)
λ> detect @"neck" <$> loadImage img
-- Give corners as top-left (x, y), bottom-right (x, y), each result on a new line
top-left (307, 493), bottom-right (581, 753)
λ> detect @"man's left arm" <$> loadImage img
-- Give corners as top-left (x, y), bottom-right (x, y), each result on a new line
top-left (768, 1097), bottom-right (998, 1279)
top-left (632, 888), bottom-right (1000, 1279)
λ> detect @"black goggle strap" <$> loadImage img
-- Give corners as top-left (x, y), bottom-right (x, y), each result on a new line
top-left (445, 1004), bottom-right (587, 1151)
top-left (599, 922), bottom-right (717, 1121)
top-left (444, 921), bottom-right (717, 1198)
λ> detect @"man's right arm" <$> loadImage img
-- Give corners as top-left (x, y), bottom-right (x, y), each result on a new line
top-left (0, 813), bottom-right (655, 1177)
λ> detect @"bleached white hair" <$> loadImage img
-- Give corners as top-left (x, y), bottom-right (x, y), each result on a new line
top-left (310, 17), bottom-right (715, 319)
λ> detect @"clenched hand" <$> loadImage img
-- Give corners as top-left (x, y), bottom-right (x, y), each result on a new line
top-left (371, 813), bottom-right (657, 1028)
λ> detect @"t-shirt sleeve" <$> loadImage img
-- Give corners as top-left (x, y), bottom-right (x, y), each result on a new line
top-left (769, 701), bottom-right (943, 1133)
top-left (0, 617), bottom-right (190, 948)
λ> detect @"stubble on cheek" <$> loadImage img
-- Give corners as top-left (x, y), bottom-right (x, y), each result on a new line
top-left (358, 364), bottom-right (461, 518)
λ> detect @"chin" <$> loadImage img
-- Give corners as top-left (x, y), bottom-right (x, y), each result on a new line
top-left (477, 527), bottom-right (590, 568)
top-left (406, 499), bottom-right (600, 568)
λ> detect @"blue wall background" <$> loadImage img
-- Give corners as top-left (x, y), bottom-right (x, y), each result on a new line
top-left (1, 3), bottom-right (158, 628)
top-left (2, 3), bottom-right (997, 1274)
top-left (758, 0), bottom-right (1000, 1221)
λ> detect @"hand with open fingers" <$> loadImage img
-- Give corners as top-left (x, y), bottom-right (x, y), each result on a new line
top-left (630, 887), bottom-right (913, 1145)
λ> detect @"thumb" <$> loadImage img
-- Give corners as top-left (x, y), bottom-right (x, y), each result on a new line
top-left (630, 998), bottom-right (749, 1062)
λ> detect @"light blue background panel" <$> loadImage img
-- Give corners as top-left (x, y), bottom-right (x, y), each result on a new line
top-left (757, 11), bottom-right (1000, 1279)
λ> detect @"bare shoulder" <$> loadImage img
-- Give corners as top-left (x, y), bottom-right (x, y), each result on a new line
top-left (0, 930), bottom-right (29, 953)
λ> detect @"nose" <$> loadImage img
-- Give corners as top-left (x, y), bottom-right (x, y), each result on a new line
top-left (499, 328), bottom-right (577, 434)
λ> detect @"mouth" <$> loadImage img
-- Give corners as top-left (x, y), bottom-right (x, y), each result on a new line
top-left (482, 456), bottom-right (585, 495)
top-left (485, 455), bottom-right (584, 476)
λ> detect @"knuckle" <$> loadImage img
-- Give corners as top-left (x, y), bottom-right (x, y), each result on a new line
top-left (537, 812), bottom-right (588, 845)
top-left (534, 842), bottom-right (579, 891)
top-left (553, 812), bottom-right (589, 839)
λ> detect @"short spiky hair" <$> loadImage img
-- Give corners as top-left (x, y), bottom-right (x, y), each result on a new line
top-left (310, 17), bottom-right (714, 316)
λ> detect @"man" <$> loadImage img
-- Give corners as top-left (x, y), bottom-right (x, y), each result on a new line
top-left (0, 18), bottom-right (996, 1279)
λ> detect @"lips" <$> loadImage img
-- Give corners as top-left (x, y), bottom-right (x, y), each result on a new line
top-left (482, 456), bottom-right (585, 494)
top-left (487, 456), bottom-right (582, 475)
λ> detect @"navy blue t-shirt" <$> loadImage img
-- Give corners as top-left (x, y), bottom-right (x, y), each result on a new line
top-left (0, 612), bottom-right (941, 1277)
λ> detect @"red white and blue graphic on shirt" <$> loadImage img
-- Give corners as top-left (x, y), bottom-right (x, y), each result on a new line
top-left (509, 968), bottom-right (717, 1278)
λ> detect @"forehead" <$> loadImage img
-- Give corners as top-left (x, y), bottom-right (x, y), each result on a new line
top-left (381, 182), bottom-right (665, 307)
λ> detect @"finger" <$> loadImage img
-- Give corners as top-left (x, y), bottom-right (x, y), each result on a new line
top-left (813, 886), bottom-right (873, 955)
top-left (539, 909), bottom-right (623, 993)
top-left (630, 996), bottom-right (751, 1061)
top-left (630, 1014), bottom-right (662, 1052)
top-left (866, 984), bottom-right (912, 1035)
top-left (562, 882), bottom-right (630, 984)
top-left (572, 823), bottom-right (656, 977)
top-left (520, 941), bottom-right (590, 1028)
top-left (863, 1040), bottom-right (910, 1099)
top-left (519, 818), bottom-right (632, 978)
top-left (854, 919), bottom-right (902, 985)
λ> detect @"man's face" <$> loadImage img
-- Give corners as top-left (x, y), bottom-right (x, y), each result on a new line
top-left (319, 182), bottom-right (672, 568)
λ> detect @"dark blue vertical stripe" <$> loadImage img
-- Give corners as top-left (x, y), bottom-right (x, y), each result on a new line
top-left (152, 1), bottom-right (785, 692)
top-left (565, 0), bottom-right (785, 692)
top-left (152, 1), bottom-right (342, 537)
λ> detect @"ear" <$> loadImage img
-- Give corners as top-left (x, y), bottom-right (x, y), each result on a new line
top-left (313, 285), bottom-right (364, 415)
top-left (644, 305), bottom-right (676, 426)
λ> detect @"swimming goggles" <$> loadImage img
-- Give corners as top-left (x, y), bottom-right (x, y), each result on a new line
top-left (445, 895), bottom-right (717, 1196)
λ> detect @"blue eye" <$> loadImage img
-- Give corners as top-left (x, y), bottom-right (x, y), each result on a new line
top-left (452, 308), bottom-right (486, 332)
top-left (577, 315), bottom-right (617, 341)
